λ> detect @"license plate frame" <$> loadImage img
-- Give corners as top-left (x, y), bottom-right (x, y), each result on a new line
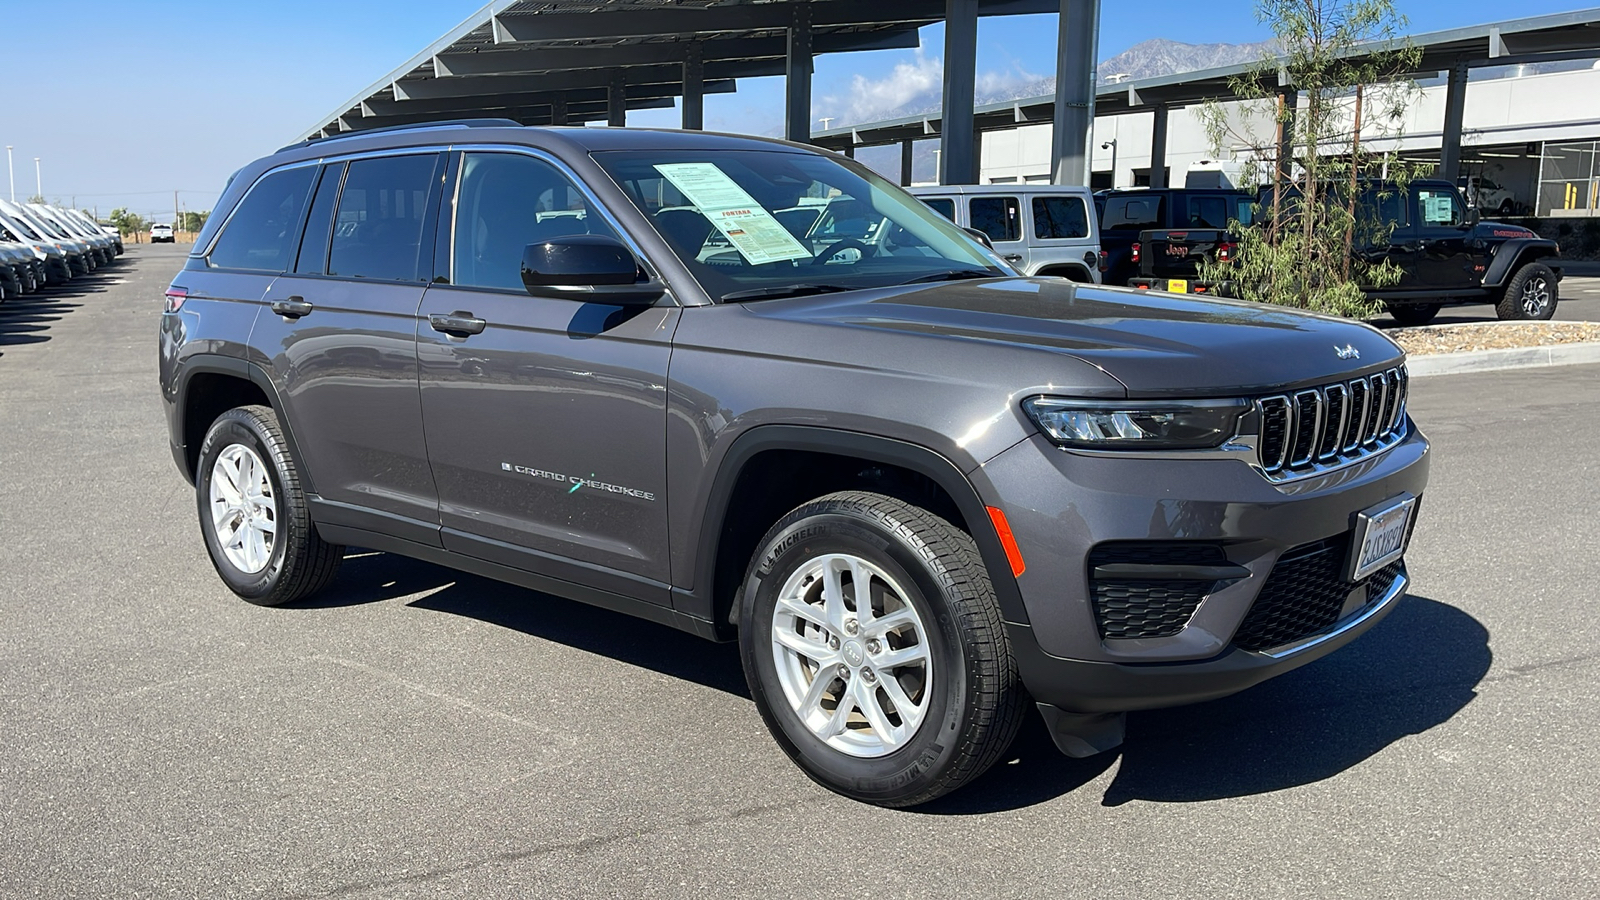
top-left (1166, 278), bottom-right (1189, 293)
top-left (1345, 493), bottom-right (1417, 582)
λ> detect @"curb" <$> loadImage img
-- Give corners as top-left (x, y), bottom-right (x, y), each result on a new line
top-left (1408, 342), bottom-right (1600, 377)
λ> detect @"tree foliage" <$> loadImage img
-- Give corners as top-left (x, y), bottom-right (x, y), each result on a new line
top-left (179, 210), bottom-right (211, 233)
top-left (108, 207), bottom-right (147, 238)
top-left (1198, 0), bottom-right (1424, 316)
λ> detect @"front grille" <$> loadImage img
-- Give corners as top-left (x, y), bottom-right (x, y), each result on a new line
top-left (1232, 537), bottom-right (1404, 652)
top-left (1256, 366), bottom-right (1408, 481)
top-left (1089, 542), bottom-right (1226, 639)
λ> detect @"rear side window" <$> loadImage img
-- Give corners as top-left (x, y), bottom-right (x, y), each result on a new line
top-left (1102, 196), bottom-right (1164, 230)
top-left (1031, 196), bottom-right (1089, 239)
top-left (451, 152), bottom-right (619, 291)
top-left (969, 196), bottom-right (1020, 242)
top-left (1184, 196), bottom-right (1230, 228)
top-left (208, 167), bottom-right (316, 271)
top-left (294, 163), bottom-right (344, 275)
top-left (922, 197), bottom-right (956, 221)
top-left (329, 154), bottom-right (439, 282)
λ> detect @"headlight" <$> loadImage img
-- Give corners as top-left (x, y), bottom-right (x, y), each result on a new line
top-left (1023, 397), bottom-right (1248, 450)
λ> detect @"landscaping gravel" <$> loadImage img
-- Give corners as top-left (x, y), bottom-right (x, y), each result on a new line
top-left (1387, 321), bottom-right (1600, 355)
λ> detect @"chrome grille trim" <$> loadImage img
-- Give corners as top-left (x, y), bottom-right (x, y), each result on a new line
top-left (1255, 365), bottom-right (1409, 483)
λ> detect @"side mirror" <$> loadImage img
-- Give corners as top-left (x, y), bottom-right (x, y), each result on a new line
top-left (1465, 208), bottom-right (1481, 226)
top-left (962, 226), bottom-right (994, 249)
top-left (521, 234), bottom-right (664, 306)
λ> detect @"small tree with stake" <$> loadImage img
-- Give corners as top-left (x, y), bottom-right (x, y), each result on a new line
top-left (1197, 0), bottom-right (1424, 316)
top-left (109, 208), bottom-right (147, 243)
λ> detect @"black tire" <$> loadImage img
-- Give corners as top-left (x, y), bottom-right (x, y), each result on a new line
top-left (738, 491), bottom-right (1025, 807)
top-left (195, 405), bottom-right (342, 606)
top-left (1385, 303), bottom-right (1441, 327)
top-left (1496, 262), bottom-right (1558, 321)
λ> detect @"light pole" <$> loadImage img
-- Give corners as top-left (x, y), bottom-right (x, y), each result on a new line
top-left (1100, 139), bottom-right (1118, 189)
top-left (5, 146), bottom-right (12, 202)
top-left (34, 157), bottom-right (41, 201)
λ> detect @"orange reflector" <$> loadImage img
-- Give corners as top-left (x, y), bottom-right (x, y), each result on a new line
top-left (985, 506), bottom-right (1026, 578)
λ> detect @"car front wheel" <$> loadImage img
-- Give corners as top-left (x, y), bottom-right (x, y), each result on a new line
top-left (1385, 303), bottom-right (1441, 327)
top-left (1497, 262), bottom-right (1558, 320)
top-left (738, 491), bottom-right (1025, 807)
top-left (195, 405), bottom-right (342, 606)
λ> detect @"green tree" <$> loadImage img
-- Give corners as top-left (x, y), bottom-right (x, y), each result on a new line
top-left (179, 210), bottom-right (211, 233)
top-left (1198, 0), bottom-right (1424, 316)
top-left (108, 208), bottom-right (147, 240)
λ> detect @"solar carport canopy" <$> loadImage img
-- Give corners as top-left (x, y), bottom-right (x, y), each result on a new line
top-left (300, 0), bottom-right (1058, 139)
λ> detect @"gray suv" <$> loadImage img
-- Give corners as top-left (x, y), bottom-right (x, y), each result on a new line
top-left (160, 121), bottom-right (1430, 807)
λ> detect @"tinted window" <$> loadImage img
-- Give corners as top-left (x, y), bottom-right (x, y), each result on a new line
top-left (1417, 187), bottom-right (1464, 227)
top-left (1031, 196), bottom-right (1089, 239)
top-left (452, 152), bottom-right (619, 291)
top-left (1102, 195), bottom-right (1164, 230)
top-left (923, 197), bottom-right (955, 221)
top-left (1185, 196), bottom-right (1230, 228)
top-left (969, 196), bottom-right (1020, 242)
top-left (208, 167), bottom-right (316, 271)
top-left (295, 163), bottom-right (344, 275)
top-left (328, 154), bottom-right (439, 282)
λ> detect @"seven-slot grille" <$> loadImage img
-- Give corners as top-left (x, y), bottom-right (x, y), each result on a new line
top-left (1256, 365), bottom-right (1408, 481)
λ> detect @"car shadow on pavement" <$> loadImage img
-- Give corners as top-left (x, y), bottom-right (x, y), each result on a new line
top-left (0, 298), bottom-right (82, 348)
top-left (920, 594), bottom-right (1490, 814)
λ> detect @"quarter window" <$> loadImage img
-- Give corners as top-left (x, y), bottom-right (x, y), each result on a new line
top-left (328, 154), bottom-right (439, 282)
top-left (1031, 196), bottom-right (1090, 239)
top-left (294, 163), bottom-right (344, 275)
top-left (969, 196), bottom-right (1021, 243)
top-left (208, 166), bottom-right (316, 271)
top-left (451, 152), bottom-right (621, 291)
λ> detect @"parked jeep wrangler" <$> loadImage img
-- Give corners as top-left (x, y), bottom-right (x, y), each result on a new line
top-left (161, 122), bottom-right (1429, 807)
top-left (1127, 179), bottom-right (1562, 325)
top-left (910, 184), bottom-right (1103, 283)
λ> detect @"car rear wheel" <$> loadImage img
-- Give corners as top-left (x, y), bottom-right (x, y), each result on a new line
top-left (1385, 303), bottom-right (1441, 327)
top-left (738, 491), bottom-right (1025, 807)
top-left (195, 405), bottom-right (342, 606)
top-left (1497, 262), bottom-right (1558, 320)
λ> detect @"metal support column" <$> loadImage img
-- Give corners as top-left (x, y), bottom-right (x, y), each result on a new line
top-left (1148, 105), bottom-right (1170, 189)
top-left (608, 74), bottom-right (626, 127)
top-left (1051, 0), bottom-right (1100, 185)
top-left (682, 42), bottom-right (705, 131)
top-left (1440, 61), bottom-right (1469, 183)
top-left (901, 139), bottom-right (915, 186)
top-left (1275, 83), bottom-right (1298, 184)
top-left (551, 96), bottom-right (568, 126)
top-left (785, 4), bottom-right (813, 143)
top-left (940, 0), bottom-right (979, 185)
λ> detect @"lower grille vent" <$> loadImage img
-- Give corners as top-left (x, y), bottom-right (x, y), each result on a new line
top-left (1089, 542), bottom-right (1227, 640)
top-left (1232, 537), bottom-right (1404, 652)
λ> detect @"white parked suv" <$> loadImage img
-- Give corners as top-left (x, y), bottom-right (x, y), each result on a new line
top-left (910, 184), bottom-right (1102, 283)
top-left (151, 223), bottom-right (175, 243)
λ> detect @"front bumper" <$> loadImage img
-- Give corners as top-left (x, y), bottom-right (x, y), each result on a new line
top-left (978, 423), bottom-right (1430, 713)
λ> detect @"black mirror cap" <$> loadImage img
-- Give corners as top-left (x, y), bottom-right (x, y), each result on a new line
top-left (1466, 208), bottom-right (1481, 226)
top-left (962, 226), bottom-right (995, 249)
top-left (521, 234), bottom-right (664, 306)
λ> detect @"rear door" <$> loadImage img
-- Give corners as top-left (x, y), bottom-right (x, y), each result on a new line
top-left (416, 149), bottom-right (676, 597)
top-left (968, 194), bottom-right (1025, 269)
top-left (1027, 193), bottom-right (1097, 279)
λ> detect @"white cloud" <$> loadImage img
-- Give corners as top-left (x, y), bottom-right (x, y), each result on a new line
top-left (816, 47), bottom-right (1047, 128)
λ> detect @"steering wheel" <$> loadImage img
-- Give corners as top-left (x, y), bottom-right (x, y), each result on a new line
top-left (809, 238), bottom-right (871, 266)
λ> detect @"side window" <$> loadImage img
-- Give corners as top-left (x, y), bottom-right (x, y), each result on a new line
top-left (207, 166), bottom-right (316, 271)
top-left (922, 197), bottom-right (956, 221)
top-left (1231, 196), bottom-right (1256, 227)
top-left (328, 154), bottom-right (439, 282)
top-left (452, 152), bottom-right (620, 291)
top-left (1032, 196), bottom-right (1089, 239)
top-left (969, 196), bottom-right (1020, 243)
top-left (1416, 188), bottom-right (1464, 228)
top-left (1102, 196), bottom-right (1163, 230)
top-left (1185, 196), bottom-right (1229, 228)
top-left (294, 163), bottom-right (344, 275)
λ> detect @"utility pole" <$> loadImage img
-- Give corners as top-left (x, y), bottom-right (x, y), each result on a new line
top-left (33, 157), bottom-right (41, 200)
top-left (174, 190), bottom-right (180, 237)
top-left (5, 146), bottom-right (12, 202)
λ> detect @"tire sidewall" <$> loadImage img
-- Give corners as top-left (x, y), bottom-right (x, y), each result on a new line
top-left (739, 509), bottom-right (974, 805)
top-left (1504, 263), bottom-right (1557, 320)
top-left (196, 412), bottom-right (291, 601)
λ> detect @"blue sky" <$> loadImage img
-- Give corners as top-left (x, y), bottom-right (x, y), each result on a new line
top-left (3, 1), bottom-right (1590, 220)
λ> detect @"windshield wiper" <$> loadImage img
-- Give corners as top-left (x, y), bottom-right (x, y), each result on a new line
top-left (721, 283), bottom-right (857, 302)
top-left (897, 269), bottom-right (1000, 285)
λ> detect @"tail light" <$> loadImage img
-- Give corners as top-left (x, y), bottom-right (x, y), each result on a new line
top-left (1216, 242), bottom-right (1237, 263)
top-left (1097, 250), bottom-right (1108, 271)
top-left (164, 286), bottom-right (188, 313)
top-left (1131, 242), bottom-right (1141, 264)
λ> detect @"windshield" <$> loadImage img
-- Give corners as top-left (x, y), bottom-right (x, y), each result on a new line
top-left (15, 208), bottom-right (66, 240)
top-left (593, 149), bottom-right (1005, 301)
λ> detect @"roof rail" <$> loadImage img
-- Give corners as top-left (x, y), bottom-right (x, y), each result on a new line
top-left (276, 118), bottom-right (523, 153)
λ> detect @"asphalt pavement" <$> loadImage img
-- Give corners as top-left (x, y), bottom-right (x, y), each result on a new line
top-left (2, 244), bottom-right (1598, 898)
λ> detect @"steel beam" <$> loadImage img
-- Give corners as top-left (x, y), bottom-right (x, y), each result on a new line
top-left (1440, 61), bottom-right (1469, 183)
top-left (683, 43), bottom-right (705, 131)
top-left (1148, 104), bottom-right (1170, 189)
top-left (433, 30), bottom-right (922, 77)
top-left (337, 98), bottom-right (675, 130)
top-left (551, 96), bottom-right (568, 126)
top-left (786, 4), bottom-right (814, 143)
top-left (940, 0), bottom-right (979, 185)
top-left (1050, 0), bottom-right (1100, 185)
top-left (609, 74), bottom-right (627, 126)
top-left (362, 81), bottom-right (735, 118)
top-left (901, 140), bottom-right (915, 186)
top-left (393, 60), bottom-right (770, 101)
top-left (1275, 83), bottom-right (1298, 184)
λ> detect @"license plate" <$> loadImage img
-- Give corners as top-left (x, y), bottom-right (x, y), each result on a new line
top-left (1346, 493), bottom-right (1416, 581)
top-left (1166, 279), bottom-right (1189, 293)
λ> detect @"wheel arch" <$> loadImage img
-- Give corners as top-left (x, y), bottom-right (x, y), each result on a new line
top-left (1035, 263), bottom-right (1094, 283)
top-left (175, 356), bottom-right (312, 493)
top-left (1483, 239), bottom-right (1560, 287)
top-left (679, 426), bottom-right (1029, 641)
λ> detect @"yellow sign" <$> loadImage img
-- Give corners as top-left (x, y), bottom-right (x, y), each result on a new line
top-left (1166, 279), bottom-right (1189, 293)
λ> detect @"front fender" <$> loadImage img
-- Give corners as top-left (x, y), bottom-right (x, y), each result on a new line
top-left (1483, 238), bottom-right (1560, 287)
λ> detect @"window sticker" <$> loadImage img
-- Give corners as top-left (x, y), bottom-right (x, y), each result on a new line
top-left (653, 163), bottom-right (813, 265)
top-left (1423, 193), bottom-right (1455, 224)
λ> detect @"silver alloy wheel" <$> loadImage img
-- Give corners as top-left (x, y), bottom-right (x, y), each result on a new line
top-left (208, 444), bottom-right (277, 575)
top-left (770, 553), bottom-right (933, 758)
top-left (1522, 276), bottom-right (1551, 316)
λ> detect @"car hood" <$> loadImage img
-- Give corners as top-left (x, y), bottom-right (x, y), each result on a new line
top-left (745, 278), bottom-right (1405, 396)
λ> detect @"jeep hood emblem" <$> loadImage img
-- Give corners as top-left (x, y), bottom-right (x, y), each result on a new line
top-left (1335, 344), bottom-right (1360, 360)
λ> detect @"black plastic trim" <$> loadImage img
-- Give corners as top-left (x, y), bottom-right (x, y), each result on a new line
top-left (307, 496), bottom-right (442, 549)
top-left (173, 355), bottom-right (314, 494)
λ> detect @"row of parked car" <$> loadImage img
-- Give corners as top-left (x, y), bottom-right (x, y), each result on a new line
top-left (0, 200), bottom-right (124, 299)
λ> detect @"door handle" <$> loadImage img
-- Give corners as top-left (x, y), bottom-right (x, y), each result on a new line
top-left (1002, 253), bottom-right (1024, 262)
top-left (429, 311), bottom-right (487, 337)
top-left (270, 296), bottom-right (313, 319)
